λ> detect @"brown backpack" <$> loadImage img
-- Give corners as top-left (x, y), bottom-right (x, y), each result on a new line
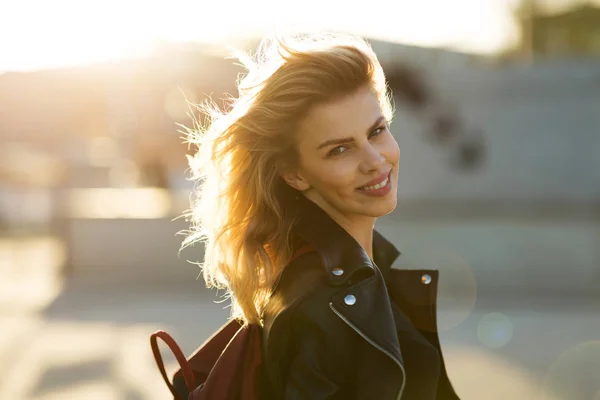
top-left (150, 244), bottom-right (315, 400)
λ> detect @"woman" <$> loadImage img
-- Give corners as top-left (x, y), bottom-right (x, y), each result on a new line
top-left (183, 32), bottom-right (460, 399)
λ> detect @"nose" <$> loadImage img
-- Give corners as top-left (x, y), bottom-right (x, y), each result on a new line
top-left (359, 144), bottom-right (386, 174)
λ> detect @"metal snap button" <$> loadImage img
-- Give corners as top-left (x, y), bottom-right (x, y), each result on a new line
top-left (332, 268), bottom-right (344, 276)
top-left (344, 294), bottom-right (357, 305)
top-left (421, 274), bottom-right (432, 285)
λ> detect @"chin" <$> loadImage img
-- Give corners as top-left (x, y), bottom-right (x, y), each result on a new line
top-left (375, 202), bottom-right (397, 217)
top-left (360, 197), bottom-right (398, 218)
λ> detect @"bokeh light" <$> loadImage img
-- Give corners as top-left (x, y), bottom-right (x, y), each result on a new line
top-left (541, 340), bottom-right (600, 400)
top-left (477, 312), bottom-right (514, 349)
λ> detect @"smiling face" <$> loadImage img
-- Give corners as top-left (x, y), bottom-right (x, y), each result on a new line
top-left (282, 85), bottom-right (400, 227)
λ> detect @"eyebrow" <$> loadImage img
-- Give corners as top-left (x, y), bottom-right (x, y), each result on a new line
top-left (316, 116), bottom-right (386, 150)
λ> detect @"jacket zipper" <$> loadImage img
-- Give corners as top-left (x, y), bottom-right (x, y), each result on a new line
top-left (329, 302), bottom-right (406, 400)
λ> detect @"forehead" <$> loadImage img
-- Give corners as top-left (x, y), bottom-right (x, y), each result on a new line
top-left (296, 86), bottom-right (383, 147)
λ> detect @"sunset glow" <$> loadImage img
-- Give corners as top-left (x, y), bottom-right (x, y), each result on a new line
top-left (0, 0), bottom-right (597, 72)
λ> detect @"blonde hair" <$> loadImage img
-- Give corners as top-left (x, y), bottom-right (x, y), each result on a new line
top-left (182, 32), bottom-right (394, 324)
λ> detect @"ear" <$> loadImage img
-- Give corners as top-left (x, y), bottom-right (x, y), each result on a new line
top-left (280, 168), bottom-right (311, 192)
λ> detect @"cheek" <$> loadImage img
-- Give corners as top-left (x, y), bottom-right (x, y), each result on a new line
top-left (307, 161), bottom-right (357, 192)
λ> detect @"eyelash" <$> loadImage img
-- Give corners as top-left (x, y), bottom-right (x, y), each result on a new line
top-left (327, 126), bottom-right (386, 157)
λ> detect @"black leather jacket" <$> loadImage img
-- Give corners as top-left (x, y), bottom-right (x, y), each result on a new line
top-left (260, 195), bottom-right (460, 399)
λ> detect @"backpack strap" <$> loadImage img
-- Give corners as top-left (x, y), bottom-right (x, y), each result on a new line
top-left (150, 330), bottom-right (196, 400)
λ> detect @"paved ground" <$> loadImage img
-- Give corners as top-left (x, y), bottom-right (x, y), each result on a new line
top-left (1, 278), bottom-right (599, 400)
top-left (1, 236), bottom-right (599, 399)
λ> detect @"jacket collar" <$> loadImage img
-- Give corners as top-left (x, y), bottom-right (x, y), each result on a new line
top-left (292, 195), bottom-right (401, 285)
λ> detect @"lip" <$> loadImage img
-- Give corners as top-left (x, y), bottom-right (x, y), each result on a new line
top-left (356, 171), bottom-right (392, 197)
top-left (357, 170), bottom-right (391, 189)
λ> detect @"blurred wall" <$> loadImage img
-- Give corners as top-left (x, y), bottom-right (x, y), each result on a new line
top-left (394, 61), bottom-right (600, 202)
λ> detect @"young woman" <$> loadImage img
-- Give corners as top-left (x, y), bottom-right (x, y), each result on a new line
top-left (182, 32), bottom-right (460, 399)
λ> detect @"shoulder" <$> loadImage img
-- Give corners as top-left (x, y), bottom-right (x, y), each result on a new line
top-left (262, 250), bottom-right (358, 347)
top-left (264, 250), bottom-right (327, 331)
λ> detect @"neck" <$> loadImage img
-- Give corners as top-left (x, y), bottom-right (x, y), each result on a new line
top-left (351, 224), bottom-right (375, 260)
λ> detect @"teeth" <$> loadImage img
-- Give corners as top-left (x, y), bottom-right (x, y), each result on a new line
top-left (361, 176), bottom-right (389, 191)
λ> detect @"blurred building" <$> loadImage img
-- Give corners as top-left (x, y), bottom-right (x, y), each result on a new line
top-left (367, 38), bottom-right (478, 71)
top-left (517, 3), bottom-right (600, 59)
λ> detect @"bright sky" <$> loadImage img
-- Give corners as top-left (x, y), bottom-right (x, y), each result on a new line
top-left (0, 0), bottom-right (594, 72)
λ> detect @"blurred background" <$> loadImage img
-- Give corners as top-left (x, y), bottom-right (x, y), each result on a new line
top-left (1, 0), bottom-right (599, 399)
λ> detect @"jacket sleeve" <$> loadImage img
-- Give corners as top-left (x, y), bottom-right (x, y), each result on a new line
top-left (279, 308), bottom-right (356, 400)
top-left (283, 325), bottom-right (339, 399)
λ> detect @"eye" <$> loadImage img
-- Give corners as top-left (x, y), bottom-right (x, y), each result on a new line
top-left (369, 126), bottom-right (386, 138)
top-left (327, 146), bottom-right (347, 157)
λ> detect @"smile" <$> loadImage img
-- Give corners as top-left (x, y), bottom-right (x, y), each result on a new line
top-left (359, 175), bottom-right (389, 191)
top-left (356, 172), bottom-right (392, 196)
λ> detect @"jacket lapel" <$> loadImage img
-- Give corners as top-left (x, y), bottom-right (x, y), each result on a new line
top-left (292, 195), bottom-right (373, 285)
top-left (329, 266), bottom-right (404, 368)
top-left (292, 195), bottom-right (401, 285)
